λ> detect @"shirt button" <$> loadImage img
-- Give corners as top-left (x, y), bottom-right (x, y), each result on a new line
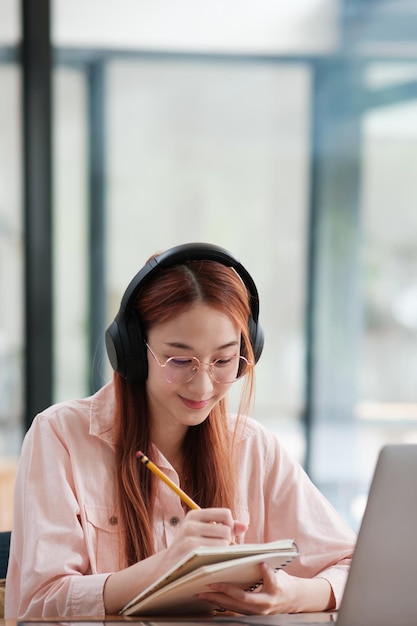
top-left (169, 516), bottom-right (180, 526)
top-left (109, 516), bottom-right (118, 525)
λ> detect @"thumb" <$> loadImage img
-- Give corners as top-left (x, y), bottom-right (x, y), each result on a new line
top-left (233, 520), bottom-right (248, 537)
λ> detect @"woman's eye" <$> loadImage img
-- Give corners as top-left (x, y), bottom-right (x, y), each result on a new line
top-left (170, 358), bottom-right (193, 368)
top-left (214, 357), bottom-right (234, 367)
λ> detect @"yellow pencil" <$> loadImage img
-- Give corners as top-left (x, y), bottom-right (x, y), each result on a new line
top-left (136, 450), bottom-right (201, 511)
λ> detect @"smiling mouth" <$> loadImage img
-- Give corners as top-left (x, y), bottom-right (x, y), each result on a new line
top-left (180, 396), bottom-right (211, 410)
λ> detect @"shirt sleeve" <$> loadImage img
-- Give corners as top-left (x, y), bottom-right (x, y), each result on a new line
top-left (267, 434), bottom-right (355, 609)
top-left (5, 413), bottom-right (110, 618)
top-left (239, 422), bottom-right (356, 609)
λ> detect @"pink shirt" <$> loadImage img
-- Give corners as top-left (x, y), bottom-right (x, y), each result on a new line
top-left (6, 382), bottom-right (355, 618)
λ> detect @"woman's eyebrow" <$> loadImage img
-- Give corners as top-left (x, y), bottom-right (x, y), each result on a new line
top-left (216, 341), bottom-right (240, 350)
top-left (164, 340), bottom-right (240, 351)
top-left (163, 342), bottom-right (192, 351)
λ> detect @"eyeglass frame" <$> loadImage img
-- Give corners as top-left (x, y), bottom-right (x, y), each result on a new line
top-left (145, 342), bottom-right (252, 384)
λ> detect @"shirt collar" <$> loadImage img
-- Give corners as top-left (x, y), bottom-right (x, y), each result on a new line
top-left (89, 380), bottom-right (117, 446)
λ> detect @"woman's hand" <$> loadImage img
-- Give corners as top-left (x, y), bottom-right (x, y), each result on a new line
top-left (104, 507), bottom-right (246, 615)
top-left (197, 562), bottom-right (335, 615)
top-left (165, 507), bottom-right (247, 557)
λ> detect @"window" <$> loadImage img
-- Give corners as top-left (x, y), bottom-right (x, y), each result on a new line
top-left (105, 59), bottom-right (310, 458)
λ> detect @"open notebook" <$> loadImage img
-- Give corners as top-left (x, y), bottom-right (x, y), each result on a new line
top-left (121, 539), bottom-right (298, 615)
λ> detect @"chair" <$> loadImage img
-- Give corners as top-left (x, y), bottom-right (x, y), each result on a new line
top-left (0, 531), bottom-right (11, 579)
top-left (0, 531), bottom-right (9, 618)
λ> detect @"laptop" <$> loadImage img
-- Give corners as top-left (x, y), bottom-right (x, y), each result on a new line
top-left (214, 443), bottom-right (417, 626)
top-left (333, 442), bottom-right (417, 626)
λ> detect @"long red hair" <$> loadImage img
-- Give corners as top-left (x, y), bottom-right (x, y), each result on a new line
top-left (113, 260), bottom-right (256, 566)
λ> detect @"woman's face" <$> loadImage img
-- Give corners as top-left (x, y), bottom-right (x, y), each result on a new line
top-left (145, 303), bottom-right (241, 438)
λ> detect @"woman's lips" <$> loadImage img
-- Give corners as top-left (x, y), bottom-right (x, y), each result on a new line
top-left (180, 396), bottom-right (211, 410)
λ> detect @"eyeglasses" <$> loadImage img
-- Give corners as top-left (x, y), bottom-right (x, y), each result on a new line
top-left (146, 343), bottom-right (252, 384)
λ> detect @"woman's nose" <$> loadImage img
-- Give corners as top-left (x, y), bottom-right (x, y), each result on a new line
top-left (187, 364), bottom-right (214, 391)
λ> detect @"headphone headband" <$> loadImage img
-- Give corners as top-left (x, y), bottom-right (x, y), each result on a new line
top-left (120, 242), bottom-right (260, 321)
top-left (106, 242), bottom-right (264, 381)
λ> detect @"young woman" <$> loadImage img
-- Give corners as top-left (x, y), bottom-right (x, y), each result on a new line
top-left (6, 243), bottom-right (355, 618)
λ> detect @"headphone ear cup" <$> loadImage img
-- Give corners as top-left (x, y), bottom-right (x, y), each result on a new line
top-left (105, 320), bottom-right (125, 378)
top-left (248, 317), bottom-right (264, 364)
top-left (123, 311), bottom-right (148, 382)
top-left (105, 312), bottom-right (148, 382)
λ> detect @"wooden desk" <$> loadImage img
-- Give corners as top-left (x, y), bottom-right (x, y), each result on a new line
top-left (0, 612), bottom-right (336, 626)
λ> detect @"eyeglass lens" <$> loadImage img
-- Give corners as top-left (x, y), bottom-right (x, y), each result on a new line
top-left (164, 356), bottom-right (248, 384)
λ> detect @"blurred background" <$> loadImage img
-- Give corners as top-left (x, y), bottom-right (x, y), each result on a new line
top-left (1, 0), bottom-right (417, 532)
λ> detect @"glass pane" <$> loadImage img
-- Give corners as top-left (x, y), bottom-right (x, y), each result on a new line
top-left (0, 0), bottom-right (20, 45)
top-left (106, 59), bottom-right (309, 459)
top-left (52, 0), bottom-right (339, 54)
top-left (0, 64), bottom-right (23, 532)
top-left (53, 68), bottom-right (89, 402)
top-left (0, 65), bottom-right (23, 453)
top-left (356, 65), bottom-right (417, 526)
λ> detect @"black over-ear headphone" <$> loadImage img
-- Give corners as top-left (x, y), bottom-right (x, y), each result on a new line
top-left (105, 242), bottom-right (264, 382)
